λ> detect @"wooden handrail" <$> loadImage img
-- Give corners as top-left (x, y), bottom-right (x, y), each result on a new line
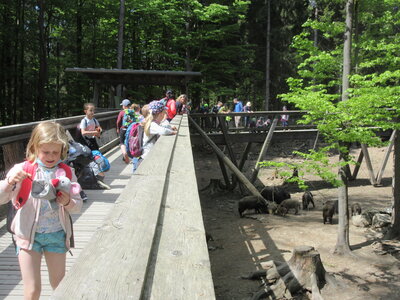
top-left (0, 111), bottom-right (119, 139)
top-left (52, 115), bottom-right (215, 299)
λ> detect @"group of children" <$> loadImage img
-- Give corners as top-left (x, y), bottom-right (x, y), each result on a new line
top-left (0, 97), bottom-right (177, 299)
top-left (116, 98), bottom-right (177, 172)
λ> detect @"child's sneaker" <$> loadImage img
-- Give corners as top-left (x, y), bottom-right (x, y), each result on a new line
top-left (97, 180), bottom-right (111, 190)
top-left (80, 190), bottom-right (88, 202)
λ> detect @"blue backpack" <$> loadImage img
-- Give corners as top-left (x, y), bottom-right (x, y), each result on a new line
top-left (91, 150), bottom-right (110, 172)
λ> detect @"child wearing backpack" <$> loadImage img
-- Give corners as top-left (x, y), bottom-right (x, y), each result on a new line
top-left (0, 121), bottom-right (82, 299)
top-left (142, 100), bottom-right (177, 160)
top-left (79, 102), bottom-right (102, 151)
top-left (116, 99), bottom-right (136, 163)
top-left (79, 103), bottom-right (110, 189)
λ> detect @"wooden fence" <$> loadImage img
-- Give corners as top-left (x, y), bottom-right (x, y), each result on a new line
top-left (0, 111), bottom-right (120, 176)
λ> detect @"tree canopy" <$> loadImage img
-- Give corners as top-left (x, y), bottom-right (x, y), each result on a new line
top-left (0, 0), bottom-right (397, 127)
top-left (0, 0), bottom-right (313, 124)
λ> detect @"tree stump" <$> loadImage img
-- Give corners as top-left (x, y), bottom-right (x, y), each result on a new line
top-left (244, 246), bottom-right (336, 300)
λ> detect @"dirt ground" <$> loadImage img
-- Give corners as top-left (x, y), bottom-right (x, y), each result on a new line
top-left (193, 141), bottom-right (400, 300)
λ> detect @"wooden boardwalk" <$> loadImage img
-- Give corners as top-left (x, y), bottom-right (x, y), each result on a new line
top-left (0, 146), bottom-right (131, 299)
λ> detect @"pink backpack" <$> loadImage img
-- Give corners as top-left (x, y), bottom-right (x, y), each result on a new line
top-left (127, 123), bottom-right (144, 158)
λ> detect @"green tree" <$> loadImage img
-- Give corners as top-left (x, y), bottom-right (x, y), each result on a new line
top-left (276, 0), bottom-right (400, 254)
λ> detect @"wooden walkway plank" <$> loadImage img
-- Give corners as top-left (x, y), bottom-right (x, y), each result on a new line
top-left (0, 145), bottom-right (133, 299)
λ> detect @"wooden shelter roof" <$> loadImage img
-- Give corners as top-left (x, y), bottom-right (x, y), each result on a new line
top-left (65, 68), bottom-right (202, 85)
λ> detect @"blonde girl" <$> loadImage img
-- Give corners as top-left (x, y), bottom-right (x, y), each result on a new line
top-left (0, 121), bottom-right (82, 300)
top-left (141, 100), bottom-right (177, 160)
top-left (141, 104), bottom-right (150, 121)
top-left (175, 94), bottom-right (188, 114)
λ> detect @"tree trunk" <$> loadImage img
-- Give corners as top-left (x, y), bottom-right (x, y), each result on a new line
top-left (385, 130), bottom-right (400, 239)
top-left (1, 3), bottom-right (12, 125)
top-left (17, 0), bottom-right (26, 122)
top-left (76, 0), bottom-right (83, 67)
top-left (264, 0), bottom-right (271, 111)
top-left (333, 0), bottom-right (353, 255)
top-left (341, 0), bottom-right (353, 101)
top-left (56, 41), bottom-right (61, 117)
top-left (244, 246), bottom-right (335, 299)
top-left (333, 164), bottom-right (352, 254)
top-left (185, 20), bottom-right (192, 95)
top-left (116, 0), bottom-right (125, 98)
top-left (37, 0), bottom-right (48, 120)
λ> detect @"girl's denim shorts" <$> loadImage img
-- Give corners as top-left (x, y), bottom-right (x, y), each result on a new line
top-left (16, 230), bottom-right (67, 255)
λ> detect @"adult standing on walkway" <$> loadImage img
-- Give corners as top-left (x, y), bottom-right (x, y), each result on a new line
top-left (160, 90), bottom-right (176, 122)
top-left (233, 97), bottom-right (243, 128)
top-left (212, 101), bottom-right (223, 129)
top-left (243, 101), bottom-right (253, 127)
top-left (280, 105), bottom-right (289, 127)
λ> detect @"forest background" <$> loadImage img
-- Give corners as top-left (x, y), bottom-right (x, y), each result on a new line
top-left (0, 0), bottom-right (398, 126)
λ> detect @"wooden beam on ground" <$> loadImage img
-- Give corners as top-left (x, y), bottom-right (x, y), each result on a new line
top-left (189, 116), bottom-right (268, 204)
top-left (238, 142), bottom-right (252, 171)
top-left (216, 154), bottom-right (231, 189)
top-left (376, 130), bottom-right (396, 185)
top-left (361, 144), bottom-right (378, 186)
top-left (218, 115), bottom-right (238, 166)
top-left (216, 116), bottom-right (239, 190)
top-left (351, 149), bottom-right (364, 180)
top-left (250, 116), bottom-right (279, 183)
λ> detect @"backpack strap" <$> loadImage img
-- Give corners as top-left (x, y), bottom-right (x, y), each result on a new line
top-left (15, 161), bottom-right (37, 209)
top-left (59, 162), bottom-right (73, 180)
top-left (14, 162), bottom-right (72, 209)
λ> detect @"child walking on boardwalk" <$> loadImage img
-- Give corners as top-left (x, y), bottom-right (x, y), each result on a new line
top-left (79, 102), bottom-right (102, 151)
top-left (79, 102), bottom-right (110, 189)
top-left (0, 121), bottom-right (82, 300)
top-left (140, 100), bottom-right (177, 162)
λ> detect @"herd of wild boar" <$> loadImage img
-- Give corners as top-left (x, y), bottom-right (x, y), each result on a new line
top-left (238, 186), bottom-right (362, 224)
